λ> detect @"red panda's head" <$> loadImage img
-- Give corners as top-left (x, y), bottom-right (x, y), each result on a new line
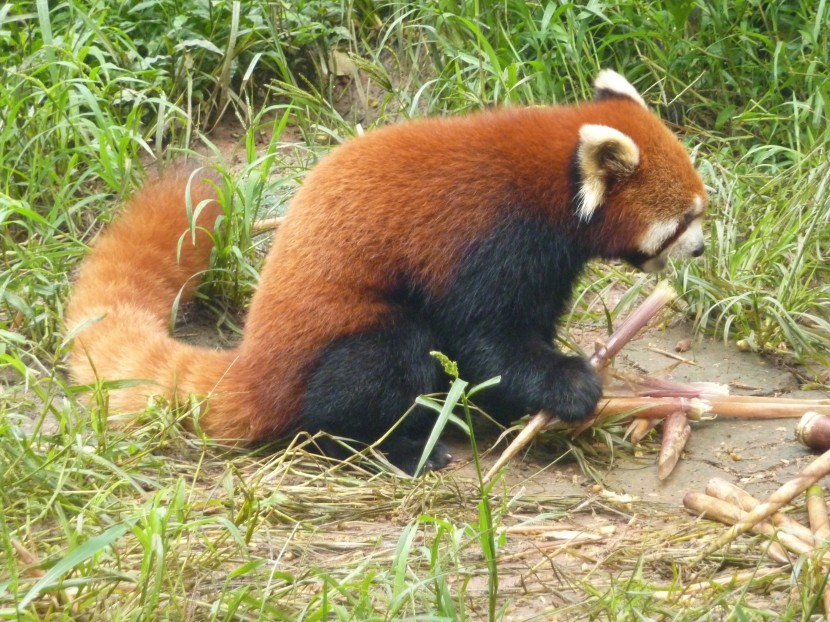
top-left (574, 70), bottom-right (707, 273)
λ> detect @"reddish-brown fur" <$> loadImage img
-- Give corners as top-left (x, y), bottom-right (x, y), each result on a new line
top-left (66, 96), bottom-right (704, 443)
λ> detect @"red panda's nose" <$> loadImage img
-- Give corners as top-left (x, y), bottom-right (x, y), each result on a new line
top-left (691, 243), bottom-right (705, 257)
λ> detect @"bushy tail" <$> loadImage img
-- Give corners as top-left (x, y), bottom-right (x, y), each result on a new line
top-left (65, 167), bottom-right (252, 437)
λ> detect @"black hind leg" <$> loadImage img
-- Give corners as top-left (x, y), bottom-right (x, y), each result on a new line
top-left (298, 311), bottom-right (451, 475)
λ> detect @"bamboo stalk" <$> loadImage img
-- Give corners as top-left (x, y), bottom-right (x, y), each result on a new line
top-left (658, 411), bottom-right (691, 480)
top-left (692, 447), bottom-right (830, 563)
top-left (705, 478), bottom-right (817, 547)
top-left (593, 395), bottom-right (830, 424)
top-left (593, 396), bottom-right (710, 422)
top-left (705, 401), bottom-right (830, 419)
top-left (710, 395), bottom-right (830, 406)
top-left (482, 282), bottom-right (677, 483)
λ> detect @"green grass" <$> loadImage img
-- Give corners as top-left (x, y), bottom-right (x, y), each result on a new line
top-left (2, 0), bottom-right (830, 619)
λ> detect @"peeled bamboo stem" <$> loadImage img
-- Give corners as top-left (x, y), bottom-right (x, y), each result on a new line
top-left (705, 400), bottom-right (830, 419)
top-left (593, 396), bottom-right (830, 423)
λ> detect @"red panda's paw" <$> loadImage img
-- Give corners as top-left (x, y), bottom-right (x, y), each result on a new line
top-left (543, 355), bottom-right (603, 423)
top-left (384, 437), bottom-right (453, 476)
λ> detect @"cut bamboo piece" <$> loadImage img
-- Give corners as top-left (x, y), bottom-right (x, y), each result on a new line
top-left (796, 412), bottom-right (830, 451)
top-left (693, 447), bottom-right (830, 563)
top-left (683, 492), bottom-right (805, 565)
top-left (658, 411), bottom-right (691, 480)
top-left (482, 282), bottom-right (677, 483)
top-left (705, 478), bottom-right (817, 547)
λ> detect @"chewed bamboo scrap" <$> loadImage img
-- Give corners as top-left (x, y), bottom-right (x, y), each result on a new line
top-left (626, 417), bottom-right (658, 444)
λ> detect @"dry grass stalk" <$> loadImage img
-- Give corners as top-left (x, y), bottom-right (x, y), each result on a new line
top-left (251, 215), bottom-right (285, 233)
top-left (683, 492), bottom-right (806, 564)
top-left (651, 567), bottom-right (784, 601)
top-left (658, 411), bottom-right (691, 480)
top-left (483, 282), bottom-right (677, 483)
top-left (806, 485), bottom-right (830, 540)
top-left (705, 478), bottom-right (817, 547)
top-left (11, 539), bottom-right (45, 578)
top-left (693, 447), bottom-right (830, 563)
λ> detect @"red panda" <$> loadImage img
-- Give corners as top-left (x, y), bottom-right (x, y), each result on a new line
top-left (65, 70), bottom-right (706, 474)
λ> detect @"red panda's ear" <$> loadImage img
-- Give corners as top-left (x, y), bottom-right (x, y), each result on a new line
top-left (576, 124), bottom-right (640, 221)
top-left (593, 70), bottom-right (647, 110)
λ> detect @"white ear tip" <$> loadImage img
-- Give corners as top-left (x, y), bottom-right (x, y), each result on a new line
top-left (594, 69), bottom-right (647, 109)
top-left (576, 124), bottom-right (641, 222)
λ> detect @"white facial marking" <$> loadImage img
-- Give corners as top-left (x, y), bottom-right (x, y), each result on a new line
top-left (670, 219), bottom-right (704, 258)
top-left (640, 220), bottom-right (678, 255)
top-left (637, 195), bottom-right (706, 273)
top-left (594, 70), bottom-right (648, 109)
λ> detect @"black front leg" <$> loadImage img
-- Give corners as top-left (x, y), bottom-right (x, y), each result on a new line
top-left (425, 212), bottom-right (598, 428)
top-left (457, 332), bottom-right (602, 426)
